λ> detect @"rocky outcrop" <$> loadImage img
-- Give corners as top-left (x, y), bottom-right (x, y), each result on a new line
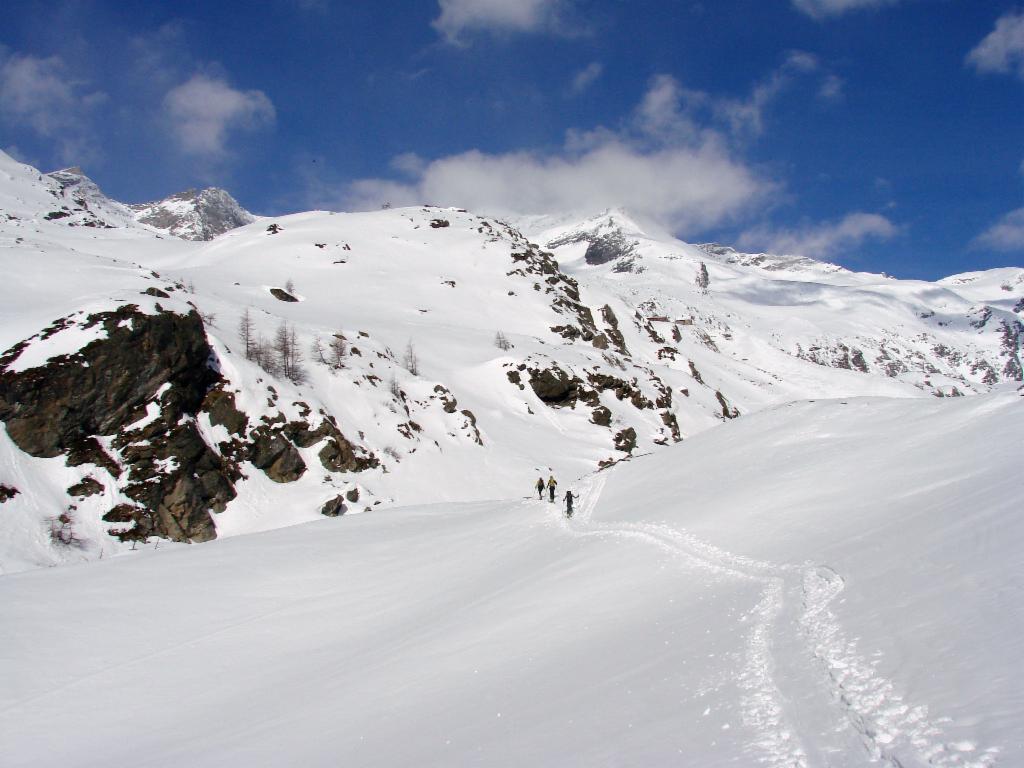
top-left (321, 496), bottom-right (347, 517)
top-left (270, 288), bottom-right (299, 302)
top-left (248, 427), bottom-right (307, 483)
top-left (528, 365), bottom-right (582, 406)
top-left (130, 187), bottom-right (254, 241)
top-left (0, 484), bottom-right (18, 502)
top-left (0, 305), bottom-right (236, 543)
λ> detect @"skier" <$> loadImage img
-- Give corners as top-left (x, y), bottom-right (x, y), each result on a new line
top-left (547, 475), bottom-right (557, 503)
top-left (535, 476), bottom-right (544, 500)
top-left (564, 489), bottom-right (575, 518)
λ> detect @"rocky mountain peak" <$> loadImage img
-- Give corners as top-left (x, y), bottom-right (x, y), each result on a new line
top-left (130, 187), bottom-right (255, 241)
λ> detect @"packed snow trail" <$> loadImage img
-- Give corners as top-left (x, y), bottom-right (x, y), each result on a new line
top-left (559, 470), bottom-right (1000, 768)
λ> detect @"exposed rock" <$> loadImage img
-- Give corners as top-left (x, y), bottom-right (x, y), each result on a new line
top-left (688, 360), bottom-right (705, 386)
top-left (130, 187), bottom-right (254, 241)
top-left (0, 306), bottom-right (216, 458)
top-left (249, 428), bottom-right (306, 483)
top-left (0, 304), bottom-right (247, 543)
top-left (144, 287), bottom-right (170, 298)
top-left (345, 487), bottom-right (360, 503)
top-left (67, 477), bottom-right (102, 498)
top-left (204, 387), bottom-right (249, 436)
top-left (318, 433), bottom-right (378, 473)
top-left (715, 391), bottom-right (740, 419)
top-left (660, 410), bottom-right (682, 442)
top-left (584, 230), bottom-right (637, 266)
top-left (430, 219), bottom-right (450, 228)
top-left (270, 287), bottom-right (298, 302)
top-left (0, 484), bottom-right (19, 502)
top-left (528, 365), bottom-right (578, 406)
top-left (433, 384), bottom-right (459, 413)
top-left (321, 496), bottom-right (347, 517)
top-left (599, 305), bottom-right (629, 355)
top-left (613, 427), bottom-right (637, 453)
top-left (591, 405), bottom-right (612, 426)
top-left (461, 409), bottom-right (483, 445)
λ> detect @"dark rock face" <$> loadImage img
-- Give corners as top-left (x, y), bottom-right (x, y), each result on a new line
top-left (583, 230), bottom-right (637, 266)
top-left (248, 428), bottom-right (307, 483)
top-left (204, 387), bottom-right (249, 436)
top-left (0, 306), bottom-right (216, 457)
top-left (270, 288), bottom-right (299, 302)
top-left (528, 366), bottom-right (577, 406)
top-left (613, 427), bottom-right (637, 453)
top-left (715, 391), bottom-right (740, 419)
top-left (0, 484), bottom-right (19, 502)
top-left (0, 306), bottom-right (235, 543)
top-left (67, 477), bottom-right (103, 497)
top-left (321, 496), bottom-right (347, 517)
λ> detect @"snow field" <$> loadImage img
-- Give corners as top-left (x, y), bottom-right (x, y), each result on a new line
top-left (2, 388), bottom-right (1019, 766)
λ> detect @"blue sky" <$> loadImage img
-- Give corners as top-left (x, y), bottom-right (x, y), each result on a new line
top-left (1, 0), bottom-right (1022, 279)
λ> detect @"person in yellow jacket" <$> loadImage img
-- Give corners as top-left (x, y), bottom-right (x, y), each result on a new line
top-left (547, 475), bottom-right (557, 503)
top-left (535, 476), bottom-right (544, 500)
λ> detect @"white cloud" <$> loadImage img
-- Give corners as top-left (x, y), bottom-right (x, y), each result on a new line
top-left (163, 74), bottom-right (275, 157)
top-left (791, 0), bottom-right (899, 19)
top-left (628, 53), bottom-right (825, 144)
top-left (973, 208), bottom-right (1024, 251)
top-left (966, 10), bottom-right (1024, 80)
top-left (570, 62), bottom-right (603, 94)
top-left (739, 212), bottom-right (898, 258)
top-left (339, 75), bottom-right (772, 234)
top-left (433, 0), bottom-right (570, 43)
top-left (0, 49), bottom-right (106, 163)
top-left (716, 51), bottom-right (820, 138)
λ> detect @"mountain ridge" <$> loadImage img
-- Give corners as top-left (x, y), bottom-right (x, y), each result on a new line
top-left (0, 148), bottom-right (1021, 571)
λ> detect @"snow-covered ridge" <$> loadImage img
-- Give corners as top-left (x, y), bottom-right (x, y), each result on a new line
top-left (130, 187), bottom-right (255, 241)
top-left (0, 149), bottom-right (1022, 573)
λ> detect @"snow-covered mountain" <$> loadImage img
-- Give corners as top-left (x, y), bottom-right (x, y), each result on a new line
top-left (1, 148), bottom-right (1022, 766)
top-left (129, 186), bottom-right (255, 241)
top-left (0, 149), bottom-right (1021, 571)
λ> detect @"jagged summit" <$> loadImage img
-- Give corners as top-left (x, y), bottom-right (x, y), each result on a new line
top-left (40, 164), bottom-right (139, 229)
top-left (130, 186), bottom-right (255, 241)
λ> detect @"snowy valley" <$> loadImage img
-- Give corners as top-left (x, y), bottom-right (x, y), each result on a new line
top-left (0, 149), bottom-right (1021, 767)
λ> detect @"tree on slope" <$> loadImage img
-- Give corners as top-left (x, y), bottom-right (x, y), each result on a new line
top-left (696, 261), bottom-right (710, 293)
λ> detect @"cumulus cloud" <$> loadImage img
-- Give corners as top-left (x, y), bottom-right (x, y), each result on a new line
top-left (966, 10), bottom-right (1024, 80)
top-left (738, 212), bottom-right (898, 258)
top-left (972, 208), bottom-right (1024, 251)
top-left (791, 0), bottom-right (899, 19)
top-left (433, 0), bottom-right (571, 43)
top-left (340, 75), bottom-right (773, 235)
top-left (0, 49), bottom-right (106, 162)
top-left (570, 61), bottom-right (603, 94)
top-left (163, 74), bottom-right (275, 156)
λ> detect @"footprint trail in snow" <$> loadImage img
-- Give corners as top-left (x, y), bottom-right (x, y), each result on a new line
top-left (554, 470), bottom-right (1000, 768)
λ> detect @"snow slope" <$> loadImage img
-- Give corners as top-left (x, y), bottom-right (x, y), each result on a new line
top-left (1, 148), bottom-right (1021, 573)
top-left (1, 387), bottom-right (1019, 767)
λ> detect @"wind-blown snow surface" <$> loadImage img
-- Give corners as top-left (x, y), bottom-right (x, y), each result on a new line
top-left (2, 388), bottom-right (1020, 767)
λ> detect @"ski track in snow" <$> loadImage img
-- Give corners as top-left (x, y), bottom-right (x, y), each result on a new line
top-left (554, 471), bottom-right (1000, 768)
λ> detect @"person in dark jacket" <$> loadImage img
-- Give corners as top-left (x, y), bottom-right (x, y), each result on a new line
top-left (535, 476), bottom-right (544, 500)
top-left (564, 490), bottom-right (575, 518)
